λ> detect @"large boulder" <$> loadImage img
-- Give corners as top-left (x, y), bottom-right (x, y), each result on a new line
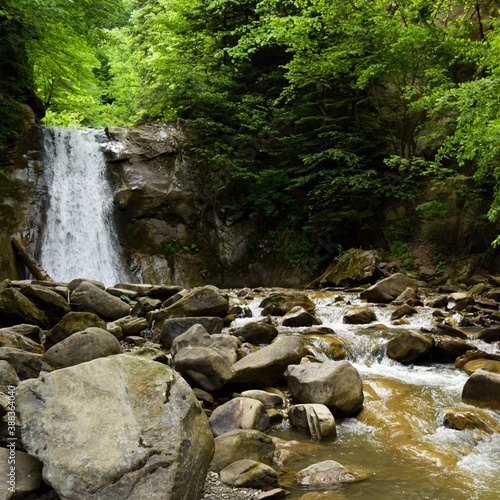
top-left (312, 248), bottom-right (379, 287)
top-left (282, 306), bottom-right (322, 328)
top-left (70, 281), bottom-right (131, 321)
top-left (294, 460), bottom-right (357, 486)
top-left (230, 336), bottom-right (307, 387)
top-left (173, 346), bottom-right (233, 392)
top-left (19, 283), bottom-right (71, 320)
top-left (151, 286), bottom-right (229, 322)
top-left (342, 307), bottom-right (377, 325)
top-left (260, 292), bottom-right (315, 316)
top-left (431, 336), bottom-right (476, 363)
top-left (209, 397), bottom-right (270, 437)
top-left (46, 312), bottom-right (107, 347)
top-left (0, 282), bottom-right (50, 329)
top-left (160, 316), bottom-right (224, 348)
top-left (359, 273), bottom-right (417, 303)
top-left (219, 459), bottom-right (279, 490)
top-left (439, 406), bottom-right (500, 434)
top-left (284, 360), bottom-right (364, 417)
top-left (0, 329), bottom-right (43, 354)
top-left (475, 327), bottom-right (500, 343)
top-left (210, 429), bottom-right (275, 473)
top-left (108, 315), bottom-right (148, 337)
top-left (16, 355), bottom-right (214, 500)
top-left (230, 322), bottom-right (278, 345)
top-left (462, 370), bottom-right (500, 410)
top-left (42, 328), bottom-right (123, 370)
top-left (386, 331), bottom-right (434, 364)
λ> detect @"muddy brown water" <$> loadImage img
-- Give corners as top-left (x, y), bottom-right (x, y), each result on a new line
top-left (227, 290), bottom-right (500, 500)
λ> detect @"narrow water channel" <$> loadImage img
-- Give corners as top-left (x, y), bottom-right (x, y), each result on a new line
top-left (226, 289), bottom-right (500, 500)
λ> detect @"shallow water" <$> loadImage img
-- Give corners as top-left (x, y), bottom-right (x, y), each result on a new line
top-left (226, 289), bottom-right (500, 500)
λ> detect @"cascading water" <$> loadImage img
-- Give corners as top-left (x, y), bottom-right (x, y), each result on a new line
top-left (39, 125), bottom-right (127, 286)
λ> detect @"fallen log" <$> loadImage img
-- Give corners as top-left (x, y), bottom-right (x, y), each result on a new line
top-left (11, 236), bottom-right (53, 282)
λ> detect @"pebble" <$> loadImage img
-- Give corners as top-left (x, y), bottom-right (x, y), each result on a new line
top-left (202, 471), bottom-right (263, 499)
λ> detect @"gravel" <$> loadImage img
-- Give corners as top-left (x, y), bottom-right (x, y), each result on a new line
top-left (202, 471), bottom-right (263, 499)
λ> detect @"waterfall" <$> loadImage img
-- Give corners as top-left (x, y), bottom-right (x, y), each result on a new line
top-left (39, 125), bottom-right (127, 286)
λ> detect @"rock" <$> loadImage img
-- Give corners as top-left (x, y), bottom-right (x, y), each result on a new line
top-left (449, 292), bottom-right (474, 311)
top-left (160, 317), bottom-right (224, 348)
top-left (152, 286), bottom-right (229, 322)
top-left (68, 278), bottom-right (105, 292)
top-left (260, 292), bottom-right (315, 316)
top-left (285, 360), bottom-right (364, 417)
top-left (210, 429), bottom-right (275, 473)
top-left (17, 354), bottom-right (214, 499)
top-left (283, 306), bottom-right (322, 327)
top-left (107, 322), bottom-right (123, 339)
top-left (219, 459), bottom-right (279, 490)
top-left (301, 327), bottom-right (335, 335)
top-left (109, 315), bottom-right (148, 337)
top-left (126, 346), bottom-right (169, 364)
top-left (359, 273), bottom-right (417, 303)
top-left (0, 329), bottom-right (43, 354)
top-left (131, 296), bottom-right (162, 316)
top-left (106, 287), bottom-right (140, 299)
top-left (294, 460), bottom-right (357, 485)
top-left (462, 359), bottom-right (500, 375)
top-left (1, 324), bottom-right (42, 343)
top-left (193, 387), bottom-right (214, 406)
top-left (455, 350), bottom-right (500, 370)
top-left (0, 448), bottom-right (43, 499)
top-left (343, 307), bottom-right (377, 325)
top-left (46, 311), bottom-right (107, 347)
top-left (427, 295), bottom-right (448, 308)
top-left (432, 336), bottom-right (476, 363)
top-left (42, 327), bottom-right (123, 370)
top-left (421, 322), bottom-right (468, 340)
top-left (386, 331), bottom-right (434, 364)
top-left (230, 322), bottom-right (278, 345)
top-left (0, 348), bottom-right (42, 379)
top-left (71, 281), bottom-right (131, 321)
top-left (475, 327), bottom-right (500, 343)
top-left (209, 397), bottom-right (270, 437)
top-left (230, 336), bottom-right (307, 387)
top-left (391, 304), bottom-right (418, 321)
top-left (174, 346), bottom-right (233, 391)
top-left (393, 287), bottom-right (419, 304)
top-left (0, 283), bottom-right (50, 329)
top-left (20, 283), bottom-right (71, 319)
top-left (239, 390), bottom-right (284, 407)
top-left (211, 334), bottom-right (240, 366)
top-left (462, 370), bottom-right (500, 410)
top-left (304, 335), bottom-right (352, 360)
top-left (254, 489), bottom-right (289, 500)
top-left (312, 249), bottom-right (379, 287)
top-left (0, 360), bottom-right (21, 387)
top-left (439, 407), bottom-right (500, 434)
top-left (124, 335), bottom-right (146, 346)
top-left (288, 404), bottom-right (336, 440)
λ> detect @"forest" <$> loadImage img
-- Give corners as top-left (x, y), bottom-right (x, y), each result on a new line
top-left (2, 0), bottom-right (500, 271)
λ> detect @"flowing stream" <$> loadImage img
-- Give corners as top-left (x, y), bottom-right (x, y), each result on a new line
top-left (228, 290), bottom-right (500, 500)
top-left (39, 126), bottom-right (127, 286)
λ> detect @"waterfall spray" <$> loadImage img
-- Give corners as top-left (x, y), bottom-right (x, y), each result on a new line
top-left (39, 125), bottom-right (127, 286)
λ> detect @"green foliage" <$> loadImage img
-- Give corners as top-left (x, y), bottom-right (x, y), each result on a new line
top-left (160, 239), bottom-right (199, 256)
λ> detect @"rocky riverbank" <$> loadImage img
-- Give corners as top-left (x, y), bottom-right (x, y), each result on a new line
top-left (1, 271), bottom-right (500, 499)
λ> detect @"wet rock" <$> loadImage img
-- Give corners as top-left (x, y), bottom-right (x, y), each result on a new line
top-left (475, 326), bottom-right (500, 343)
top-left (0, 360), bottom-right (20, 387)
top-left (294, 460), bottom-right (357, 486)
top-left (462, 370), bottom-right (500, 410)
top-left (439, 406), bottom-right (500, 434)
top-left (304, 335), bottom-right (352, 360)
top-left (0, 329), bottom-right (43, 354)
top-left (210, 429), bottom-right (275, 473)
top-left (432, 335), bottom-right (476, 363)
top-left (301, 327), bottom-right (335, 335)
top-left (449, 292), bottom-right (474, 311)
top-left (285, 360), bottom-right (364, 417)
top-left (239, 390), bottom-right (284, 407)
top-left (455, 350), bottom-right (500, 370)
top-left (0, 448), bottom-right (43, 499)
top-left (260, 292), bottom-right (315, 316)
top-left (71, 281), bottom-right (131, 321)
top-left (254, 488), bottom-right (289, 499)
top-left (42, 327), bottom-right (123, 370)
top-left (230, 336), bottom-right (307, 387)
top-left (288, 404), bottom-right (336, 440)
top-left (283, 306), bottom-right (322, 327)
top-left (462, 358), bottom-right (500, 374)
top-left (393, 287), bottom-right (419, 305)
top-left (160, 317), bottom-right (224, 348)
top-left (17, 354), bottom-right (214, 500)
top-left (421, 322), bottom-right (468, 340)
top-left (0, 348), bottom-right (42, 379)
top-left (174, 346), bottom-right (233, 392)
top-left (153, 285), bottom-right (229, 321)
top-left (219, 459), bottom-right (279, 490)
top-left (386, 331), bottom-right (434, 364)
top-left (230, 322), bottom-right (278, 345)
top-left (359, 273), bottom-right (417, 303)
top-left (46, 311), bottom-right (107, 347)
top-left (391, 304), bottom-right (418, 321)
top-left (209, 397), bottom-right (270, 437)
top-left (343, 307), bottom-right (377, 325)
top-left (0, 282), bottom-right (50, 329)
top-left (427, 295), bottom-right (449, 309)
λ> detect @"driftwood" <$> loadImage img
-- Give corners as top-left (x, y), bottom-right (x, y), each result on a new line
top-left (11, 236), bottom-right (53, 282)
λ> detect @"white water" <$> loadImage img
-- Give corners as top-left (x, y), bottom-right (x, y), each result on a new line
top-left (39, 125), bottom-right (127, 286)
